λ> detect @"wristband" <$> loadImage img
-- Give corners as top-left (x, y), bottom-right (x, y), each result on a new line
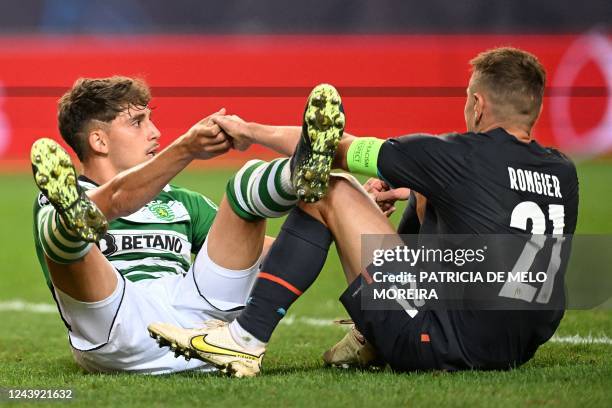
top-left (346, 137), bottom-right (384, 177)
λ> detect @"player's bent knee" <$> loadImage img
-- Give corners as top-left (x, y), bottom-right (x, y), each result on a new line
top-left (297, 173), bottom-right (367, 220)
top-left (324, 173), bottom-right (372, 208)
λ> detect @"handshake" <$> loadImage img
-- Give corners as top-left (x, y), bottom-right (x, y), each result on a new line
top-left (180, 107), bottom-right (414, 217)
top-left (180, 108), bottom-right (257, 161)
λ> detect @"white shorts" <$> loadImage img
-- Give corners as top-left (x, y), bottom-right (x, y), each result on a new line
top-left (52, 237), bottom-right (262, 374)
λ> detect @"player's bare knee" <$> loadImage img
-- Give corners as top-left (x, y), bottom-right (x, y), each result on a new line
top-left (328, 173), bottom-right (370, 201)
top-left (296, 176), bottom-right (359, 223)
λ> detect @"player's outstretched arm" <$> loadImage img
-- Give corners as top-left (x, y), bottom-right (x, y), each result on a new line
top-left (214, 115), bottom-right (356, 157)
top-left (90, 116), bottom-right (230, 221)
top-left (213, 115), bottom-right (301, 156)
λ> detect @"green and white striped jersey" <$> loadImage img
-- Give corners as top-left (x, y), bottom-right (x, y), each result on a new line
top-left (33, 176), bottom-right (218, 288)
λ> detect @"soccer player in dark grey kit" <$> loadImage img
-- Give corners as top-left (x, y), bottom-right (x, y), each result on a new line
top-left (150, 47), bottom-right (579, 376)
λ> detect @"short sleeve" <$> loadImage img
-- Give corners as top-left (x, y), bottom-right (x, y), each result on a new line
top-left (397, 191), bottom-right (420, 234)
top-left (171, 186), bottom-right (218, 254)
top-left (190, 194), bottom-right (218, 254)
top-left (377, 133), bottom-right (471, 197)
top-left (32, 193), bottom-right (53, 289)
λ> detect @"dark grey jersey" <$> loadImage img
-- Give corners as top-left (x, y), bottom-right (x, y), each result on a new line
top-left (381, 128), bottom-right (578, 235)
top-left (378, 128), bottom-right (579, 368)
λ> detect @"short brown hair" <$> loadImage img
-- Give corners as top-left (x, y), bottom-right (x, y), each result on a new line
top-left (57, 76), bottom-right (151, 161)
top-left (470, 47), bottom-right (546, 127)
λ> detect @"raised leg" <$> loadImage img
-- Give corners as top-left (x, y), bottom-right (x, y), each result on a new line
top-left (299, 174), bottom-right (401, 284)
top-left (32, 138), bottom-right (117, 302)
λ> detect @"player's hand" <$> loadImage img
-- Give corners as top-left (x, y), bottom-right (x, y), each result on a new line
top-left (376, 187), bottom-right (411, 217)
top-left (212, 115), bottom-right (253, 151)
top-left (182, 109), bottom-right (232, 160)
top-left (201, 108), bottom-right (227, 126)
top-left (363, 178), bottom-right (410, 217)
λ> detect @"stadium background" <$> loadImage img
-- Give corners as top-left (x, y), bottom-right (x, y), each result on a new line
top-left (0, 1), bottom-right (610, 406)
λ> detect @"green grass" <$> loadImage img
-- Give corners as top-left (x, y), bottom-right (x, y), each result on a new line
top-left (0, 163), bottom-right (611, 407)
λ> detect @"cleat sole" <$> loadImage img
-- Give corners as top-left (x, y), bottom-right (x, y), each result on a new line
top-left (294, 84), bottom-right (344, 203)
top-left (31, 138), bottom-right (107, 242)
top-left (147, 325), bottom-right (260, 376)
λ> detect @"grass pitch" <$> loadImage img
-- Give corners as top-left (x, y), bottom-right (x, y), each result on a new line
top-left (0, 162), bottom-right (611, 407)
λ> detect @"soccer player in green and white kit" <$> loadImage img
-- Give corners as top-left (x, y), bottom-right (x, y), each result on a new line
top-left (32, 77), bottom-right (344, 374)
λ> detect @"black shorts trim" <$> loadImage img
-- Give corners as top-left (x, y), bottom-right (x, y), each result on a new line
top-left (191, 263), bottom-right (246, 313)
top-left (62, 271), bottom-right (127, 353)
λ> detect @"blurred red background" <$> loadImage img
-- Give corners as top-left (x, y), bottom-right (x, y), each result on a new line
top-left (0, 34), bottom-right (609, 168)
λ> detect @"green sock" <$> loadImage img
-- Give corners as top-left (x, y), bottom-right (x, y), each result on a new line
top-left (226, 158), bottom-right (297, 221)
top-left (37, 206), bottom-right (93, 264)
